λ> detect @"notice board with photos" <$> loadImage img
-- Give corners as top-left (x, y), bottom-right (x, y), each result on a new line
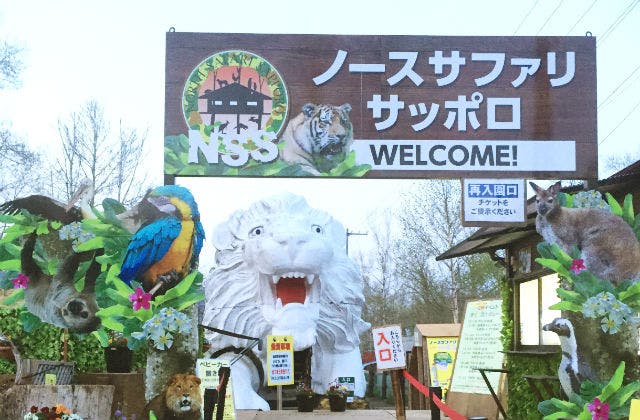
top-left (165, 32), bottom-right (596, 179)
top-left (447, 299), bottom-right (504, 418)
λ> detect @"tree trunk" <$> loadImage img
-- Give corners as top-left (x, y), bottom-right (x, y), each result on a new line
top-left (145, 306), bottom-right (199, 402)
top-left (566, 312), bottom-right (639, 384)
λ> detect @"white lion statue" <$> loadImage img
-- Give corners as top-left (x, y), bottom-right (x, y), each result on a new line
top-left (202, 193), bottom-right (370, 410)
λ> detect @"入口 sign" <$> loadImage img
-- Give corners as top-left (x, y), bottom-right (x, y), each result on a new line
top-left (462, 178), bottom-right (526, 226)
top-left (372, 325), bottom-right (406, 370)
top-left (165, 33), bottom-right (596, 179)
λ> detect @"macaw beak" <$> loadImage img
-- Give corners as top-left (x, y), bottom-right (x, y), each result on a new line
top-left (148, 196), bottom-right (177, 214)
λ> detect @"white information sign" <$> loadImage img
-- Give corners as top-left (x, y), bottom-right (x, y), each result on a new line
top-left (196, 358), bottom-right (236, 420)
top-left (372, 324), bottom-right (406, 370)
top-left (449, 300), bottom-right (504, 395)
top-left (463, 178), bottom-right (525, 224)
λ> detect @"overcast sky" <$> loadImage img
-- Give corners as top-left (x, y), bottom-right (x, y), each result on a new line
top-left (0, 0), bottom-right (638, 270)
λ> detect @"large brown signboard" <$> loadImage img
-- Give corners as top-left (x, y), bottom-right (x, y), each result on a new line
top-left (165, 32), bottom-right (596, 179)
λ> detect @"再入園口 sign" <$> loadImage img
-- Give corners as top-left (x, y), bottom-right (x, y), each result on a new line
top-left (266, 335), bottom-right (294, 386)
top-left (165, 33), bottom-right (596, 179)
top-left (372, 325), bottom-right (406, 370)
top-left (462, 178), bottom-right (526, 226)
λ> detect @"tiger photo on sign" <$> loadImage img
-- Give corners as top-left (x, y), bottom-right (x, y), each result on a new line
top-left (279, 103), bottom-right (353, 175)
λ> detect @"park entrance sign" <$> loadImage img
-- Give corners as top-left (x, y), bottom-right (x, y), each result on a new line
top-left (165, 32), bottom-right (596, 179)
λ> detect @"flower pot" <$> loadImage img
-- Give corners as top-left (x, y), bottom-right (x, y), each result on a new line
top-left (297, 394), bottom-right (315, 412)
top-left (328, 394), bottom-right (346, 412)
top-left (104, 347), bottom-right (132, 373)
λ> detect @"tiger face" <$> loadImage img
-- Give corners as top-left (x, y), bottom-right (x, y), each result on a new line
top-left (300, 103), bottom-right (352, 155)
top-left (279, 103), bottom-right (353, 175)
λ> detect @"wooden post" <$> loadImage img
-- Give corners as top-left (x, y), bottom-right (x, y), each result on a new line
top-left (391, 369), bottom-right (406, 420)
top-left (277, 385), bottom-right (283, 410)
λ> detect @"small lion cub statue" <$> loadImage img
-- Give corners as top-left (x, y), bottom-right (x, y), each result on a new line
top-left (530, 181), bottom-right (640, 284)
top-left (145, 373), bottom-right (203, 420)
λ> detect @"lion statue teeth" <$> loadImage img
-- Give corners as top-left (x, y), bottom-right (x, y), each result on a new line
top-left (202, 193), bottom-right (370, 410)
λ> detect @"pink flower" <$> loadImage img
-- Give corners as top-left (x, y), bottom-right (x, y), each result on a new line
top-left (571, 259), bottom-right (586, 274)
top-left (11, 273), bottom-right (29, 289)
top-left (129, 287), bottom-right (151, 311)
top-left (587, 397), bottom-right (609, 420)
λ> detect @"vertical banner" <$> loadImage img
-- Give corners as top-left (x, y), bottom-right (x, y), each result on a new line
top-left (267, 335), bottom-right (294, 386)
top-left (425, 336), bottom-right (459, 398)
top-left (196, 359), bottom-right (236, 420)
top-left (372, 324), bottom-right (406, 370)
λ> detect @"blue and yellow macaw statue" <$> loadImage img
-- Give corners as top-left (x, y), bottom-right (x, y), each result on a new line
top-left (119, 185), bottom-right (205, 295)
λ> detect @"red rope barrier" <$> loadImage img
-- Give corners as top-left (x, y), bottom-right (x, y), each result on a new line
top-left (402, 370), bottom-right (467, 420)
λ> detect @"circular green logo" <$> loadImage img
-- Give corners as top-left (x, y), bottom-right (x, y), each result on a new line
top-left (183, 50), bottom-right (288, 137)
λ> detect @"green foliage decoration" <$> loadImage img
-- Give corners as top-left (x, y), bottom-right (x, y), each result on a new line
top-left (0, 307), bottom-right (106, 373)
top-left (499, 274), bottom-right (561, 418)
top-left (535, 193), bottom-right (640, 335)
top-left (0, 195), bottom-right (202, 364)
top-left (164, 133), bottom-right (371, 177)
top-left (538, 361), bottom-right (640, 419)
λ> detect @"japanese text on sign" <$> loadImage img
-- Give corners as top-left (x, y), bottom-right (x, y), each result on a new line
top-left (165, 33), bottom-right (596, 179)
top-left (196, 359), bottom-right (236, 420)
top-left (315, 49), bottom-right (574, 133)
top-left (372, 325), bottom-right (406, 370)
top-left (449, 300), bottom-right (503, 395)
top-left (463, 178), bottom-right (525, 225)
top-left (267, 335), bottom-right (294, 386)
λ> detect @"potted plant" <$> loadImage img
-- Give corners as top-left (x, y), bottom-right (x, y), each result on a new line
top-left (296, 382), bottom-right (315, 412)
top-left (326, 382), bottom-right (348, 412)
top-left (104, 330), bottom-right (132, 373)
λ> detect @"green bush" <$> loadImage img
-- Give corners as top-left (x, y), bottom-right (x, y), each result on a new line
top-left (0, 307), bottom-right (147, 373)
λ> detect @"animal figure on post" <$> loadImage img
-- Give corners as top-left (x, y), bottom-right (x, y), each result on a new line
top-left (202, 193), bottom-right (370, 409)
top-left (145, 373), bottom-right (203, 420)
top-left (119, 185), bottom-right (205, 295)
top-left (1, 180), bottom-right (102, 332)
top-left (530, 181), bottom-right (640, 284)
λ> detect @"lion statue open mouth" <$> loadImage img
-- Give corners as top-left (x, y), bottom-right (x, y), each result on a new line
top-left (202, 193), bottom-right (370, 410)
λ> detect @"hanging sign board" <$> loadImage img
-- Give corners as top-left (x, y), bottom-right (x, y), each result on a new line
top-left (372, 324), bottom-right (406, 370)
top-left (462, 178), bottom-right (526, 226)
top-left (426, 336), bottom-right (459, 397)
top-left (266, 335), bottom-right (294, 386)
top-left (165, 33), bottom-right (596, 179)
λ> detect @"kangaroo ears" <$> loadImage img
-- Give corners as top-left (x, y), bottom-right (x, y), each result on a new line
top-left (529, 181), bottom-right (542, 193)
top-left (549, 181), bottom-right (562, 195)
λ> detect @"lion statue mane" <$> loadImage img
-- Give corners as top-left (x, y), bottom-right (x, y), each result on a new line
top-left (202, 193), bottom-right (370, 410)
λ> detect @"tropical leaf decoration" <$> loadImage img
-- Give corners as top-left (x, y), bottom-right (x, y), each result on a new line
top-left (0, 197), bottom-right (204, 348)
top-left (534, 192), bottom-right (640, 334)
top-left (539, 362), bottom-right (640, 419)
top-left (164, 133), bottom-right (371, 177)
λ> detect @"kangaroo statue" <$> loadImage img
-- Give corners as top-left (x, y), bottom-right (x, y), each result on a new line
top-left (530, 181), bottom-right (640, 284)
